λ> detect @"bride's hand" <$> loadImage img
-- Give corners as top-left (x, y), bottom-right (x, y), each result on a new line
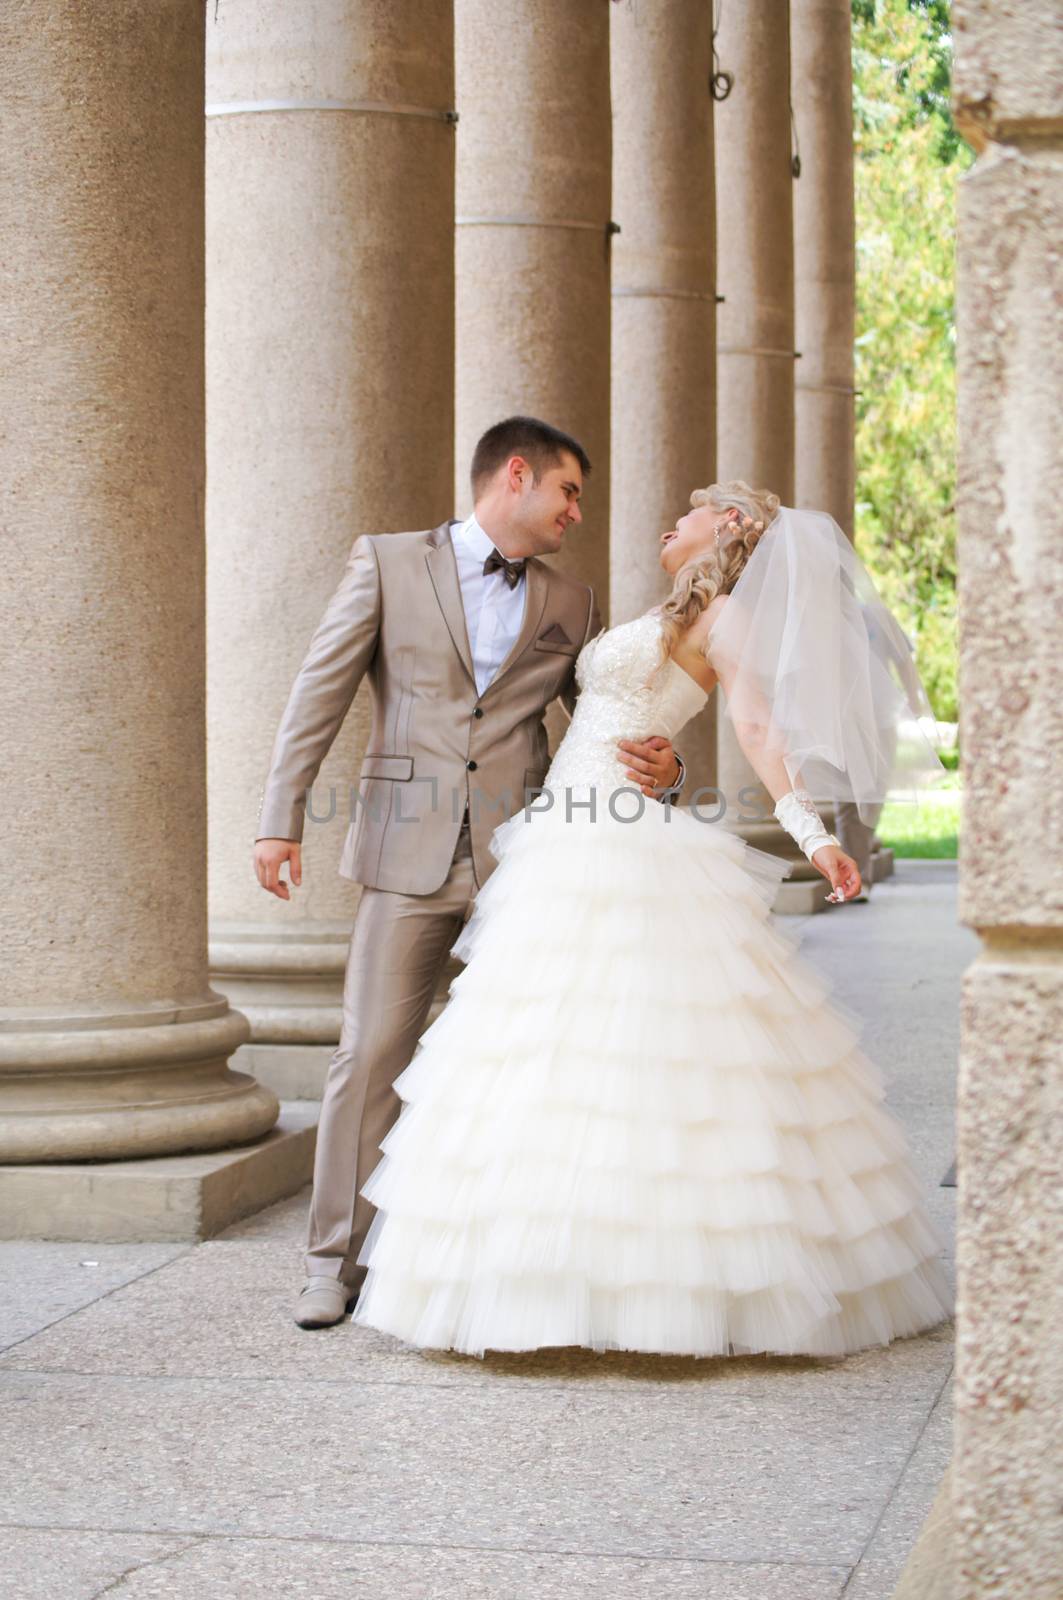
top-left (810, 844), bottom-right (861, 902)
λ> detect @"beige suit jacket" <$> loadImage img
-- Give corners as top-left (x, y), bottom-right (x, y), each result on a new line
top-left (256, 520), bottom-right (602, 893)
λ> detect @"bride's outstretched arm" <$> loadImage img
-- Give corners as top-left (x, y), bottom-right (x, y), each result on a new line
top-left (696, 595), bottom-right (807, 805)
top-left (696, 598), bottom-right (862, 899)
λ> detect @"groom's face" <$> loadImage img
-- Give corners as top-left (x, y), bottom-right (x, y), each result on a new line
top-left (513, 451), bottom-right (584, 555)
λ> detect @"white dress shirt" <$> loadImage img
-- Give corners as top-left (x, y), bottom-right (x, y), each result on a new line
top-left (449, 514), bottom-right (527, 697)
top-left (448, 515), bottom-right (683, 794)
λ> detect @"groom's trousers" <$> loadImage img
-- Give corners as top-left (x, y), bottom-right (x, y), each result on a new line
top-left (304, 819), bottom-right (478, 1287)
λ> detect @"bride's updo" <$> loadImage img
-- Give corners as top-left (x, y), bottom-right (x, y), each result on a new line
top-left (656, 479), bottom-right (780, 664)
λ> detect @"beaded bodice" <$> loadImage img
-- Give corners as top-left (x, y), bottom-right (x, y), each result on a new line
top-left (544, 611), bottom-right (710, 792)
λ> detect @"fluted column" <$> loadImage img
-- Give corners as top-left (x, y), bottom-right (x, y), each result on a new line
top-left (205, 1), bottom-right (456, 1092)
top-left (714, 0), bottom-right (817, 906)
top-left (610, 0), bottom-right (718, 800)
top-left (950, 4), bottom-right (1063, 1592)
top-left (454, 0), bottom-right (611, 622)
top-left (789, 0), bottom-right (862, 891)
top-left (610, 0), bottom-right (716, 619)
top-left (714, 1), bottom-right (796, 505)
top-left (792, 0), bottom-right (855, 536)
top-left (0, 1), bottom-right (277, 1160)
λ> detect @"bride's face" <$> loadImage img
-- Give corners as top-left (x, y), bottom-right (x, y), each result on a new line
top-left (659, 504), bottom-right (737, 577)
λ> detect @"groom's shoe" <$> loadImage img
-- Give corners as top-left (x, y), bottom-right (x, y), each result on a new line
top-left (293, 1275), bottom-right (359, 1329)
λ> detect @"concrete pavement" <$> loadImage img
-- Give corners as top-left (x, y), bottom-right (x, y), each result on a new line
top-left (0, 860), bottom-right (973, 1600)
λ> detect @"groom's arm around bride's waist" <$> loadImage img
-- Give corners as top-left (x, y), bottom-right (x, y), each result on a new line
top-left (256, 534), bottom-right (382, 844)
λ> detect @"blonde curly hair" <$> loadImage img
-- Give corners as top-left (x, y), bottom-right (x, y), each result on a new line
top-left (655, 479), bottom-right (781, 666)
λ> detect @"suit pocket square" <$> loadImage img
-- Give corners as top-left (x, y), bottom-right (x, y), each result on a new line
top-left (537, 623), bottom-right (575, 649)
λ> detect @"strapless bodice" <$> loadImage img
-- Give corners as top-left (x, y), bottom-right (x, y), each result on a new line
top-left (544, 611), bottom-right (710, 793)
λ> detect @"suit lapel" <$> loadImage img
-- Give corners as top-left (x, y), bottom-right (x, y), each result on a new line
top-left (483, 557), bottom-right (550, 694)
top-left (425, 522), bottom-right (476, 685)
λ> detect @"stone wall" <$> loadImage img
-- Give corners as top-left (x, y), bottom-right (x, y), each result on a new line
top-left (952, 2), bottom-right (1063, 1593)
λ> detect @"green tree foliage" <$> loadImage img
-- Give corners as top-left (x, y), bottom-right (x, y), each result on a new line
top-left (851, 0), bottom-right (971, 722)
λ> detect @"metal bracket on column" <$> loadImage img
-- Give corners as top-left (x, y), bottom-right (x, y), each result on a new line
top-left (718, 346), bottom-right (802, 360)
top-left (612, 286), bottom-right (717, 302)
top-left (456, 216), bottom-right (616, 233)
top-left (457, 215), bottom-right (621, 257)
top-left (205, 98), bottom-right (459, 124)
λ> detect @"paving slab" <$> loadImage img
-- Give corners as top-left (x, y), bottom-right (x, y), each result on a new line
top-left (0, 1241), bottom-right (190, 1352)
top-left (0, 854), bottom-right (965, 1600)
top-left (0, 1369), bottom-right (936, 1568)
top-left (0, 1527), bottom-right (201, 1600)
top-left (0, 1527), bottom-right (853, 1600)
top-left (844, 1381), bottom-right (954, 1599)
top-left (0, 1237), bottom-right (955, 1406)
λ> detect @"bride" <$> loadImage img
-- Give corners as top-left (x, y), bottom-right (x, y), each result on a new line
top-left (350, 481), bottom-right (955, 1359)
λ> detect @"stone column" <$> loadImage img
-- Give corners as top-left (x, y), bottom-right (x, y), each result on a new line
top-left (714, 0), bottom-right (795, 504)
top-left (714, 0), bottom-right (821, 909)
top-left (790, 0), bottom-right (869, 886)
top-left (454, 0), bottom-right (611, 618)
top-left (949, 5), bottom-right (1063, 1593)
top-left (205, 1), bottom-right (456, 1096)
top-left (609, 0), bottom-right (718, 800)
top-left (792, 0), bottom-right (855, 537)
top-left (0, 1), bottom-right (277, 1160)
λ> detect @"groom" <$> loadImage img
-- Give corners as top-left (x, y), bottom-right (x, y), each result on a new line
top-left (254, 415), bottom-right (684, 1328)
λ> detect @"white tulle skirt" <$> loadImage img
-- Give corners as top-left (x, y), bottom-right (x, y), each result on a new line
top-left (352, 791), bottom-right (954, 1359)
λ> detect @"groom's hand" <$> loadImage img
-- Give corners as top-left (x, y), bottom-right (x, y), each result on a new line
top-left (254, 838), bottom-right (302, 900)
top-left (617, 736), bottom-right (681, 799)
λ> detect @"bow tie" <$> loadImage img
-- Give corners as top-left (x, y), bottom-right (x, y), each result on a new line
top-left (482, 548), bottom-right (526, 589)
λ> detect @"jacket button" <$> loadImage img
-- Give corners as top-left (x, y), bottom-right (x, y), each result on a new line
top-left (473, 707), bottom-right (484, 718)
top-left (467, 759), bottom-right (478, 771)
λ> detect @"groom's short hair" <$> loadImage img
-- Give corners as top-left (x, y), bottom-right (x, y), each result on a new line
top-left (470, 415), bottom-right (591, 494)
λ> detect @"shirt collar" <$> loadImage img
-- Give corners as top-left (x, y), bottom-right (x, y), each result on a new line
top-left (456, 512), bottom-right (497, 562)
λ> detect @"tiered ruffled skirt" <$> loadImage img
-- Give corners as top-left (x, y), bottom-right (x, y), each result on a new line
top-left (352, 791), bottom-right (954, 1358)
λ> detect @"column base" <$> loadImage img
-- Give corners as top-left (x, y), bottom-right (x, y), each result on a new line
top-left (209, 920), bottom-right (349, 1045)
top-left (232, 1041), bottom-right (336, 1102)
top-left (231, 953), bottom-right (463, 1102)
top-left (0, 997), bottom-right (279, 1163)
top-left (889, 1461), bottom-right (955, 1599)
top-left (0, 1101), bottom-right (318, 1243)
top-left (772, 876), bottom-right (839, 915)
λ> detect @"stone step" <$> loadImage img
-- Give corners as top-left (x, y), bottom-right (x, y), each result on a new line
top-left (0, 1101), bottom-right (319, 1244)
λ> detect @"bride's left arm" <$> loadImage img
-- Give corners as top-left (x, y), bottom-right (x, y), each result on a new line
top-left (697, 598), bottom-right (862, 900)
top-left (693, 598), bottom-right (793, 801)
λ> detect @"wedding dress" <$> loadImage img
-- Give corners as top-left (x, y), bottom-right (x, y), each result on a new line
top-left (352, 610), bottom-right (954, 1359)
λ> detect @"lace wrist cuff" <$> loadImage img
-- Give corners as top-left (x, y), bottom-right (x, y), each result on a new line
top-left (774, 789), bottom-right (840, 862)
